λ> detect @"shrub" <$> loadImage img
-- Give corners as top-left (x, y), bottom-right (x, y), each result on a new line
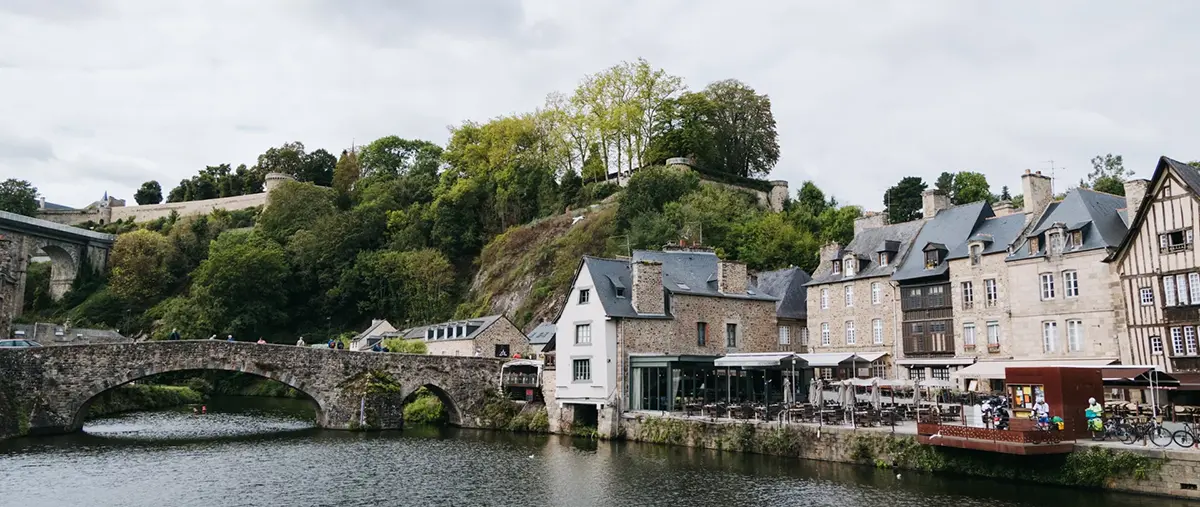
top-left (382, 338), bottom-right (427, 354)
top-left (403, 387), bottom-right (447, 425)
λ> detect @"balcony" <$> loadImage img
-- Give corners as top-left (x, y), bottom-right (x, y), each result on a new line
top-left (502, 373), bottom-right (540, 387)
top-left (903, 334), bottom-right (955, 356)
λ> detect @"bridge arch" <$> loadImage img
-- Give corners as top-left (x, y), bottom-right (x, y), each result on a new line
top-left (67, 364), bottom-right (328, 432)
top-left (36, 243), bottom-right (78, 301)
top-left (400, 383), bottom-right (462, 426)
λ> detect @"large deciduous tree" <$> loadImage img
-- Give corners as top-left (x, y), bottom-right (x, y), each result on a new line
top-left (258, 180), bottom-right (337, 244)
top-left (883, 176), bottom-right (927, 223)
top-left (134, 180), bottom-right (163, 205)
top-left (359, 136), bottom-right (443, 178)
top-left (951, 171), bottom-right (993, 204)
top-left (702, 79), bottom-right (780, 178)
top-left (0, 179), bottom-right (39, 216)
top-left (185, 232), bottom-right (290, 338)
top-left (108, 229), bottom-right (172, 305)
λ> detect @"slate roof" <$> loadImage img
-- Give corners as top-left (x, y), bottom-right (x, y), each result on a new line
top-left (1007, 189), bottom-right (1126, 261)
top-left (579, 250), bottom-right (777, 320)
top-left (806, 220), bottom-right (924, 286)
top-left (892, 201), bottom-right (992, 282)
top-left (1167, 156), bottom-right (1200, 195)
top-left (755, 267), bottom-right (811, 320)
top-left (526, 322), bottom-right (556, 345)
top-left (39, 201), bottom-right (76, 211)
top-left (946, 213), bottom-right (1027, 259)
top-left (390, 315), bottom-right (506, 342)
top-left (632, 250), bottom-right (776, 302)
top-left (1108, 156), bottom-right (1200, 263)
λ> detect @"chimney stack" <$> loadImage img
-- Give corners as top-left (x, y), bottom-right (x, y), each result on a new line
top-left (1020, 169), bottom-right (1053, 217)
top-left (922, 190), bottom-right (952, 219)
top-left (631, 261), bottom-right (664, 314)
top-left (991, 200), bottom-right (1015, 217)
top-left (1123, 179), bottom-right (1150, 218)
top-left (854, 211), bottom-right (887, 234)
top-left (717, 260), bottom-right (748, 294)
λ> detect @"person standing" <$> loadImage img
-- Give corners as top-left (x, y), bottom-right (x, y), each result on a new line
top-left (1033, 396), bottom-right (1051, 430)
top-left (256, 337), bottom-right (267, 344)
top-left (169, 328), bottom-right (181, 341)
top-left (227, 334), bottom-right (235, 342)
top-left (296, 336), bottom-right (306, 347)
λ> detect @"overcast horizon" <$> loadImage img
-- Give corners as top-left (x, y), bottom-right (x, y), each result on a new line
top-left (2, 1), bottom-right (1198, 209)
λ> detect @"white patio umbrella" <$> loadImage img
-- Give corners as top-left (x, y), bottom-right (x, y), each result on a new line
top-left (783, 376), bottom-right (793, 404)
top-left (809, 379), bottom-right (822, 405)
top-left (871, 378), bottom-right (881, 410)
top-left (912, 381), bottom-right (923, 421)
top-left (841, 380), bottom-right (855, 425)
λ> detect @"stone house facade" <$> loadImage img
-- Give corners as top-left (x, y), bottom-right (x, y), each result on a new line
top-left (421, 315), bottom-right (530, 358)
top-left (946, 213), bottom-right (1026, 361)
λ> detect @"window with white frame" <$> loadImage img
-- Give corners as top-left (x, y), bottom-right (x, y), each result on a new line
top-left (778, 325), bottom-right (790, 345)
top-left (985, 278), bottom-right (998, 307)
top-left (872, 282), bottom-right (881, 305)
top-left (820, 367), bottom-right (833, 380)
top-left (1040, 273), bottom-right (1056, 300)
top-left (844, 257), bottom-right (856, 277)
top-left (1067, 319), bottom-right (1083, 352)
top-left (986, 321), bottom-right (1000, 347)
top-left (575, 324), bottom-right (592, 345)
top-left (1191, 273), bottom-right (1200, 304)
top-left (908, 368), bottom-right (926, 381)
top-left (845, 321), bottom-right (856, 345)
top-left (1063, 270), bottom-right (1079, 298)
top-left (1186, 326), bottom-right (1198, 355)
top-left (1140, 287), bottom-right (1154, 306)
top-left (1165, 276), bottom-right (1178, 306)
top-left (961, 281), bottom-right (974, 309)
top-left (801, 327), bottom-right (809, 346)
top-left (1159, 228), bottom-right (1195, 253)
top-left (726, 323), bottom-right (738, 347)
top-left (1042, 321), bottom-right (1058, 353)
top-left (879, 252), bottom-right (889, 266)
top-left (1150, 336), bottom-right (1163, 355)
top-left (1176, 274), bottom-right (1190, 305)
top-left (1049, 231), bottom-right (1064, 254)
top-left (831, 260), bottom-right (841, 274)
top-left (578, 289), bottom-right (590, 304)
top-left (963, 323), bottom-right (977, 348)
top-left (572, 358), bottom-right (591, 382)
top-left (872, 319), bottom-right (883, 344)
top-left (932, 367), bottom-right (951, 381)
top-left (820, 323), bottom-right (830, 346)
top-left (845, 285), bottom-right (854, 307)
top-left (1171, 327), bottom-right (1184, 356)
top-left (820, 289), bottom-right (829, 309)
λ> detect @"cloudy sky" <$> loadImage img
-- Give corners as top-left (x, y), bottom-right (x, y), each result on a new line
top-left (2, 0), bottom-right (1198, 209)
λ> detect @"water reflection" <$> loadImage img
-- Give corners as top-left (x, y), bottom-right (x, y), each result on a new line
top-left (0, 400), bottom-right (1189, 507)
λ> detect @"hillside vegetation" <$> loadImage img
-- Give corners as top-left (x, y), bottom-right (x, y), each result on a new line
top-left (18, 59), bottom-right (863, 340)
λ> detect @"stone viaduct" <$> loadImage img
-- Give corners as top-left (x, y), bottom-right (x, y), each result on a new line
top-left (0, 210), bottom-right (115, 334)
top-left (0, 341), bottom-right (504, 438)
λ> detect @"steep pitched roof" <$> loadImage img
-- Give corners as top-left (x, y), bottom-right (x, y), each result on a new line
top-left (892, 201), bottom-right (992, 282)
top-left (1108, 156), bottom-right (1200, 263)
top-left (755, 267), bottom-right (811, 320)
top-left (632, 250), bottom-right (776, 301)
top-left (946, 213), bottom-right (1027, 259)
top-left (581, 256), bottom-right (639, 318)
top-left (806, 220), bottom-right (924, 286)
top-left (393, 315), bottom-right (506, 342)
top-left (1008, 188), bottom-right (1126, 261)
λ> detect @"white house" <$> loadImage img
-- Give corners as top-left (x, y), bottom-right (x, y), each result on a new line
top-left (553, 257), bottom-right (621, 432)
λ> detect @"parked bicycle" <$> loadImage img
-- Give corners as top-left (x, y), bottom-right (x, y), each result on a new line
top-left (1172, 421), bottom-right (1197, 448)
top-left (1091, 416), bottom-right (1131, 442)
top-left (1122, 418), bottom-right (1173, 447)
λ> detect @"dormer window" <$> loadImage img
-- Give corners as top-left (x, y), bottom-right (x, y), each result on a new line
top-left (1049, 230), bottom-right (1064, 254)
top-left (1068, 230), bottom-right (1083, 249)
top-left (1029, 237), bottom-right (1040, 255)
top-left (831, 260), bottom-right (841, 274)
top-left (924, 251), bottom-right (939, 269)
top-left (879, 253), bottom-right (889, 266)
top-left (616, 287), bottom-right (625, 298)
top-left (843, 256), bottom-right (856, 277)
top-left (969, 244), bottom-right (982, 266)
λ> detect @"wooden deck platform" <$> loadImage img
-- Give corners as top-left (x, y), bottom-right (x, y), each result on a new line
top-left (916, 423), bottom-right (1076, 455)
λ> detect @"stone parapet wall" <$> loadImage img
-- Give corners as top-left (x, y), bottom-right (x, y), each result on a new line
top-left (37, 192), bottom-right (269, 226)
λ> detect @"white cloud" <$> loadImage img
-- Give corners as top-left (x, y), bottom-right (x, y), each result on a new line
top-left (2, 0), bottom-right (1198, 208)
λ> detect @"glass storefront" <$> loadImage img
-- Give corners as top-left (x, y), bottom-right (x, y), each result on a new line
top-left (628, 356), bottom-right (804, 411)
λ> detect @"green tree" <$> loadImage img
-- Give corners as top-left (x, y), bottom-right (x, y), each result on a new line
top-left (883, 176), bottom-right (927, 223)
top-left (187, 232), bottom-right (290, 338)
top-left (1080, 153), bottom-right (1132, 195)
top-left (731, 212), bottom-right (819, 271)
top-left (560, 168), bottom-right (583, 209)
top-left (616, 166), bottom-right (701, 229)
top-left (0, 179), bottom-right (39, 216)
top-left (817, 205), bottom-right (863, 247)
top-left (334, 249), bottom-right (456, 326)
top-left (794, 181), bottom-right (830, 216)
top-left (134, 180), bottom-right (163, 205)
top-left (332, 149), bottom-right (361, 202)
top-left (702, 79), bottom-right (780, 178)
top-left (359, 136), bottom-right (443, 178)
top-left (951, 171), bottom-right (993, 204)
top-left (300, 149), bottom-right (337, 187)
top-left (108, 230), bottom-right (172, 306)
top-left (999, 185), bottom-right (1012, 200)
top-left (258, 180), bottom-right (337, 244)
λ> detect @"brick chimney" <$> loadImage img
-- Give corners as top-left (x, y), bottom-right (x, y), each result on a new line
top-left (717, 260), bottom-right (748, 294)
top-left (631, 260), bottom-right (664, 314)
top-left (991, 200), bottom-right (1015, 217)
top-left (854, 211), bottom-right (886, 234)
top-left (922, 190), bottom-right (951, 219)
top-left (1123, 178), bottom-right (1150, 217)
top-left (1020, 169), bottom-right (1053, 217)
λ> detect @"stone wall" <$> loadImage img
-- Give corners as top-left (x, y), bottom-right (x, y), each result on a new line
top-left (631, 261), bottom-right (663, 314)
top-left (37, 193), bottom-right (269, 225)
top-left (805, 275), bottom-right (898, 373)
top-left (1008, 250), bottom-right (1125, 359)
top-left (949, 252), bottom-right (1013, 359)
top-left (0, 341), bottom-right (503, 437)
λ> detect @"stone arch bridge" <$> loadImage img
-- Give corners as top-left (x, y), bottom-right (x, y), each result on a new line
top-left (0, 210), bottom-right (115, 331)
top-left (0, 341), bottom-right (505, 436)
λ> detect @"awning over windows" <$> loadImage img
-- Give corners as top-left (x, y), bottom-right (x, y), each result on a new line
top-left (951, 359), bottom-right (1117, 380)
top-left (796, 353), bottom-right (866, 368)
top-left (1101, 366), bottom-right (1180, 388)
top-left (857, 351), bottom-right (889, 363)
top-left (714, 352), bottom-right (806, 368)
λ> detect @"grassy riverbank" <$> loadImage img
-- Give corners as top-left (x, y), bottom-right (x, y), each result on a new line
top-left (86, 384), bottom-right (203, 419)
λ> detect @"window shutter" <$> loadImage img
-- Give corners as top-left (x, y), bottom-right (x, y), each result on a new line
top-left (1160, 234), bottom-right (1169, 250)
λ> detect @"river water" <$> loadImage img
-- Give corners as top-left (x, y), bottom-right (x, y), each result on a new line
top-left (0, 397), bottom-right (1186, 507)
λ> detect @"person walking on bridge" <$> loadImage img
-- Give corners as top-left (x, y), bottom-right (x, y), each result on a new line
top-left (169, 328), bottom-right (181, 341)
top-left (256, 337), bottom-right (267, 344)
top-left (296, 336), bottom-right (306, 347)
top-left (226, 334), bottom-right (235, 342)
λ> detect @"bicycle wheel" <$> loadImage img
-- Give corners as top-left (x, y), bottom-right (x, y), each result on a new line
top-left (1149, 426), bottom-right (1173, 447)
top-left (1121, 427), bottom-right (1139, 445)
top-left (1174, 430), bottom-right (1196, 448)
